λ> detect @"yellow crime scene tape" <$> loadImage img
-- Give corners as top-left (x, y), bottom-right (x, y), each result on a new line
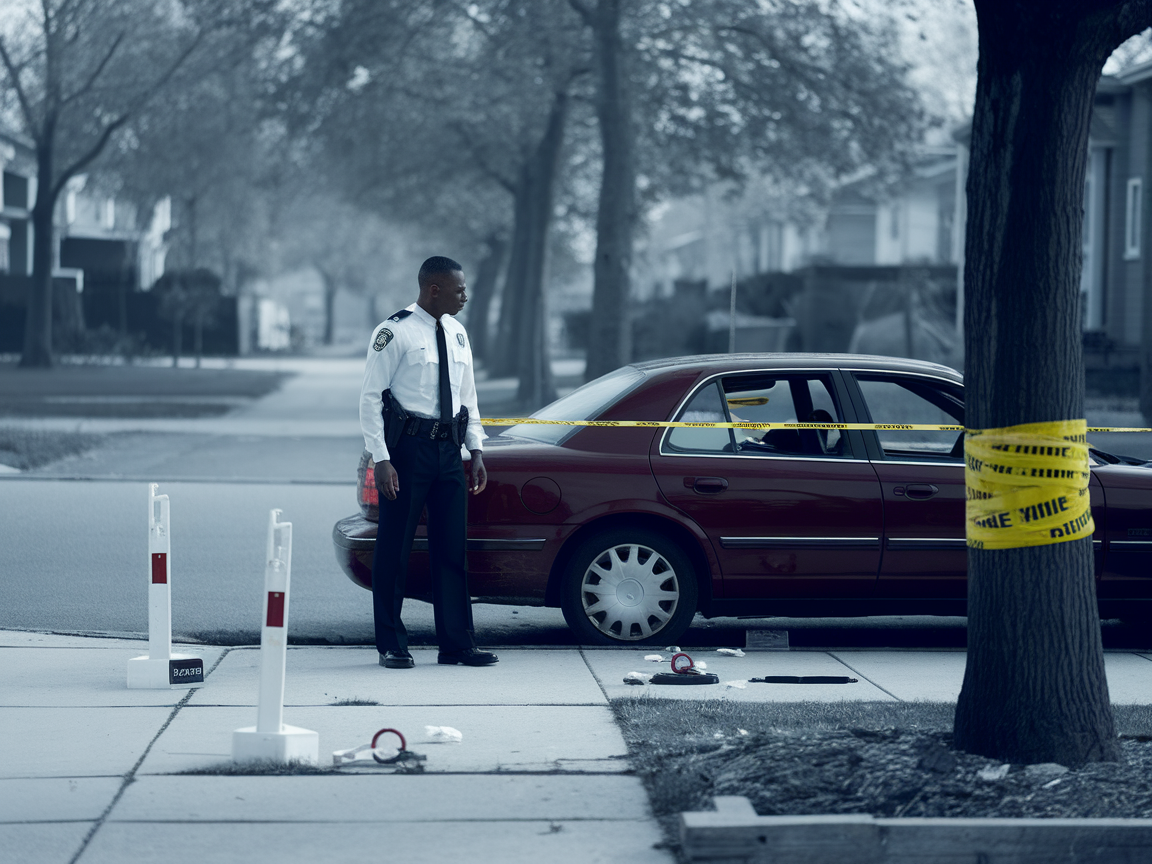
top-left (480, 418), bottom-right (1152, 432)
top-left (964, 420), bottom-right (1095, 550)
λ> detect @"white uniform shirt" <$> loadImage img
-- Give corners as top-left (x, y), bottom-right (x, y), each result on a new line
top-left (359, 303), bottom-right (485, 463)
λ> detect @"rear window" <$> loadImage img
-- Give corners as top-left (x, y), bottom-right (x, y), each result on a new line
top-left (502, 366), bottom-right (646, 445)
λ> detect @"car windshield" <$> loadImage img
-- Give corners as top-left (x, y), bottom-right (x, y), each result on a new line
top-left (502, 366), bottom-right (646, 445)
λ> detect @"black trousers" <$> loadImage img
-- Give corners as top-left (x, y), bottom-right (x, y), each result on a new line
top-left (372, 434), bottom-right (476, 654)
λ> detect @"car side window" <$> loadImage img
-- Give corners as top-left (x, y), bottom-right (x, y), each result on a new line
top-left (721, 374), bottom-right (849, 457)
top-left (663, 382), bottom-right (735, 454)
top-left (855, 375), bottom-right (964, 461)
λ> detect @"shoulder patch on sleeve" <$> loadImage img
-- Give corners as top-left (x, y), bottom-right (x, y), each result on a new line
top-left (373, 328), bottom-right (394, 351)
top-left (456, 332), bottom-right (466, 348)
top-left (388, 309), bottom-right (413, 322)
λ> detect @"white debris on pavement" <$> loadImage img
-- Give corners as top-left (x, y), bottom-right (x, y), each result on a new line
top-left (624, 671), bottom-right (652, 683)
top-left (723, 680), bottom-right (747, 689)
top-left (694, 660), bottom-right (707, 670)
top-left (333, 743), bottom-right (399, 766)
top-left (664, 646), bottom-right (681, 653)
top-left (425, 726), bottom-right (463, 743)
top-left (643, 654), bottom-right (664, 662)
top-left (737, 729), bottom-right (749, 736)
top-left (977, 763), bottom-right (1011, 781)
top-left (716, 648), bottom-right (745, 657)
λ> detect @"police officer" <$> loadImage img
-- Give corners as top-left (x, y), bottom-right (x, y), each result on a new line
top-left (359, 256), bottom-right (497, 669)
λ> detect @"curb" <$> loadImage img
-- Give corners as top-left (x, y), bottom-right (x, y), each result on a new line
top-left (680, 796), bottom-right (1152, 863)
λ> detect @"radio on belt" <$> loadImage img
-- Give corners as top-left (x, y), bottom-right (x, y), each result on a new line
top-left (127, 484), bottom-right (204, 689)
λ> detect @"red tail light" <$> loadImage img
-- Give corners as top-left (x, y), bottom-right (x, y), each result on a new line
top-left (358, 451), bottom-right (379, 521)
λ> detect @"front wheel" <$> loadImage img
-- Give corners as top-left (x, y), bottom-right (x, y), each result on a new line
top-left (560, 528), bottom-right (698, 646)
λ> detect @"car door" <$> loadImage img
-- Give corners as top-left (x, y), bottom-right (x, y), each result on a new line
top-left (847, 371), bottom-right (969, 598)
top-left (649, 370), bottom-right (883, 600)
top-left (849, 370), bottom-right (1107, 597)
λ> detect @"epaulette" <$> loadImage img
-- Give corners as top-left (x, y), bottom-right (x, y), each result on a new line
top-left (388, 310), bottom-right (413, 322)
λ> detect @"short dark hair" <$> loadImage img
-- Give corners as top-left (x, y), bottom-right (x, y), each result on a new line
top-left (418, 256), bottom-right (463, 289)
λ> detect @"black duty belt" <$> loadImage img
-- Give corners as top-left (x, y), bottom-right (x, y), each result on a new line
top-left (404, 416), bottom-right (456, 441)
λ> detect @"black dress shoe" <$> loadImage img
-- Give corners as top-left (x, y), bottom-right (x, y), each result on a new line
top-left (437, 648), bottom-right (499, 666)
top-left (380, 650), bottom-right (414, 668)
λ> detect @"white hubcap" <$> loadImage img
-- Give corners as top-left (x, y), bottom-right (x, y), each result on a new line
top-left (580, 543), bottom-right (679, 641)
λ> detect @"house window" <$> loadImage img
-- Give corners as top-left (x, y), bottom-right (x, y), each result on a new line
top-left (1125, 177), bottom-right (1142, 260)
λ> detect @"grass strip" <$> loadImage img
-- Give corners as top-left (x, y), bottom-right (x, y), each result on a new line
top-left (0, 426), bottom-right (105, 470)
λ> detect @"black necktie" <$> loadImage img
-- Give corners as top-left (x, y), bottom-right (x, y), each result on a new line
top-left (436, 320), bottom-right (452, 422)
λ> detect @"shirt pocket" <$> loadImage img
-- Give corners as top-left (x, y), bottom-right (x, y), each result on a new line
top-left (450, 343), bottom-right (470, 393)
top-left (404, 348), bottom-right (435, 389)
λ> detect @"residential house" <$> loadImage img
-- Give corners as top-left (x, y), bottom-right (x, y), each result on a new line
top-left (0, 123), bottom-right (170, 351)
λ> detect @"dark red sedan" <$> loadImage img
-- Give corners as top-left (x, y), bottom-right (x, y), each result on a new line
top-left (333, 353), bottom-right (1152, 645)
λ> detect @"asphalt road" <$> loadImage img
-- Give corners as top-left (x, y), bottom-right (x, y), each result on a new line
top-left (3, 475), bottom-right (1148, 650)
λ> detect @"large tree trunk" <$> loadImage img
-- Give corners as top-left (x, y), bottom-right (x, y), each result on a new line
top-left (491, 184), bottom-right (533, 377)
top-left (317, 265), bottom-right (337, 347)
top-left (584, 0), bottom-right (636, 381)
top-left (466, 233), bottom-right (506, 366)
top-left (194, 314), bottom-right (204, 369)
top-left (953, 0), bottom-right (1147, 766)
top-left (492, 90), bottom-right (568, 410)
top-left (172, 313), bottom-right (183, 368)
top-left (20, 144), bottom-right (57, 368)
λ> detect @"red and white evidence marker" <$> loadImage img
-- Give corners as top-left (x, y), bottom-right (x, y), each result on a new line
top-left (232, 509), bottom-right (318, 764)
top-left (128, 484), bottom-right (204, 689)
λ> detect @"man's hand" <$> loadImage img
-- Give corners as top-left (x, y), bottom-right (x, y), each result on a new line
top-left (468, 451), bottom-right (487, 494)
top-left (375, 459), bottom-right (399, 500)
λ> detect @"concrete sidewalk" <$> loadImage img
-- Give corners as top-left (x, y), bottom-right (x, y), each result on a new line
top-left (3, 631), bottom-right (1151, 864)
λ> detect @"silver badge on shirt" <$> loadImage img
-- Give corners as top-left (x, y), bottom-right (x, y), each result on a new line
top-left (374, 329), bottom-right (394, 351)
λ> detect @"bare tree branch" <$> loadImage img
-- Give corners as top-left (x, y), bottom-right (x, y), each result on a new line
top-left (0, 36), bottom-right (42, 145)
top-left (51, 111), bottom-right (128, 199)
top-left (567, 0), bottom-right (594, 26)
top-left (449, 118), bottom-right (516, 192)
top-left (53, 28), bottom-right (206, 197)
top-left (60, 30), bottom-right (124, 107)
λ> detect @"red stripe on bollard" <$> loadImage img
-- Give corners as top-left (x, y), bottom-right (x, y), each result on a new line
top-left (151, 553), bottom-right (167, 584)
top-left (266, 592), bottom-right (285, 628)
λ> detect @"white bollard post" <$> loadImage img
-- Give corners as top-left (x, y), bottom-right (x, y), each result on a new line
top-left (231, 509), bottom-right (318, 764)
top-left (128, 484), bottom-right (203, 689)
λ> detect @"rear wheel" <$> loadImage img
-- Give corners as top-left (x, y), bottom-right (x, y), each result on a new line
top-left (560, 528), bottom-right (698, 646)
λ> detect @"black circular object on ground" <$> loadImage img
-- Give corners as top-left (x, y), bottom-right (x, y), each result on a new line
top-left (650, 672), bottom-right (719, 685)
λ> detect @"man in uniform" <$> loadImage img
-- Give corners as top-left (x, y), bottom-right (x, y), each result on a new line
top-left (359, 256), bottom-right (497, 669)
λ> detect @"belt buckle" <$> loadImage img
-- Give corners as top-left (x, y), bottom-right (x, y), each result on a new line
top-left (430, 421), bottom-right (439, 439)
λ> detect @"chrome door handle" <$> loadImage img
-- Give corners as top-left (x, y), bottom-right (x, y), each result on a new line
top-left (693, 477), bottom-right (729, 494)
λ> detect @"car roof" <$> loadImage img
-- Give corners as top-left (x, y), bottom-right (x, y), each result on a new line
top-left (629, 353), bottom-right (963, 383)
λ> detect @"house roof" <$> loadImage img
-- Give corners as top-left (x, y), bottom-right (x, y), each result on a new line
top-left (1117, 60), bottom-right (1152, 86)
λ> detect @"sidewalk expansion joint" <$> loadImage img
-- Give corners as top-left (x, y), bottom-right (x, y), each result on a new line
top-left (826, 652), bottom-right (904, 702)
top-left (578, 646), bottom-right (612, 704)
top-left (66, 647), bottom-right (233, 864)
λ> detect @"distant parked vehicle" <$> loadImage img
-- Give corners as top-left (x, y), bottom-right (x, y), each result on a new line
top-left (333, 353), bottom-right (1152, 645)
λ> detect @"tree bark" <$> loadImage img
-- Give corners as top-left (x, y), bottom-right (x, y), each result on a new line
top-left (584, 0), bottom-right (636, 381)
top-left (20, 141), bottom-right (57, 368)
top-left (953, 0), bottom-right (1150, 766)
top-left (465, 232), bottom-right (506, 365)
top-left (172, 312), bottom-right (183, 368)
top-left (492, 89), bottom-right (568, 409)
top-left (492, 182), bottom-right (534, 377)
top-left (317, 265), bottom-right (337, 347)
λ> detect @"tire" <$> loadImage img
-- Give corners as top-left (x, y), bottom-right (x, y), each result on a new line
top-left (560, 528), bottom-right (699, 646)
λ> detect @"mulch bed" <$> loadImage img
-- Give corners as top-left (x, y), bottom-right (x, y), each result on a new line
top-left (639, 727), bottom-right (1152, 819)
